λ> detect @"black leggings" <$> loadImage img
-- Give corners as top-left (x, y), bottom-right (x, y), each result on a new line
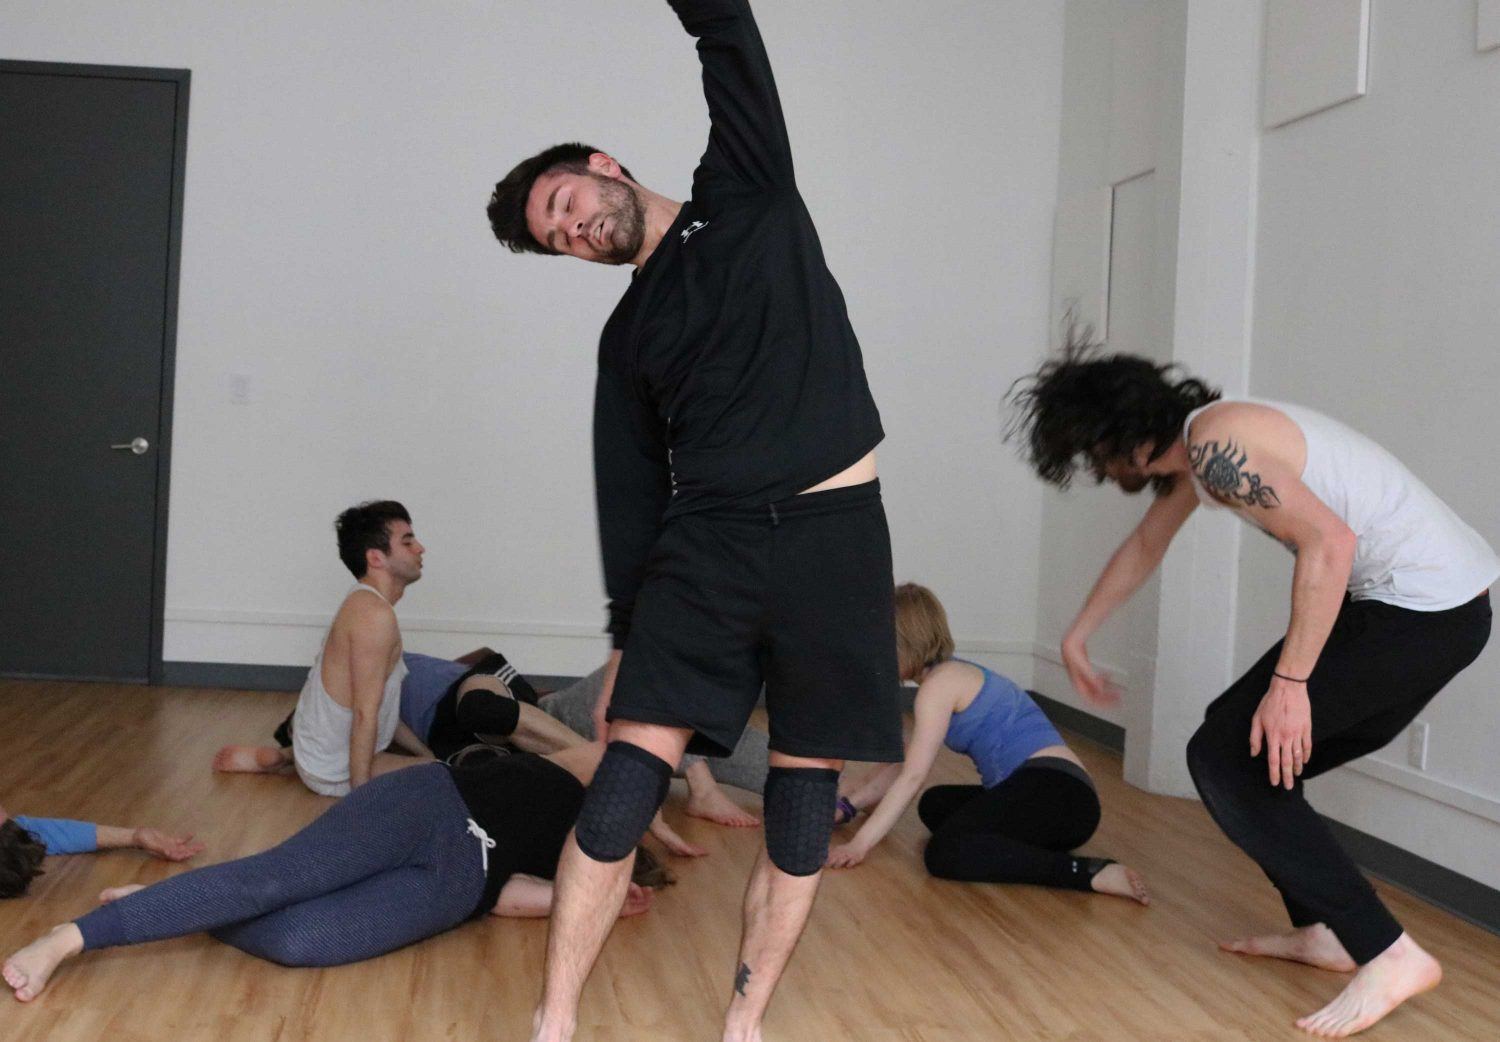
top-left (919, 758), bottom-right (1103, 889)
top-left (1186, 593), bottom-right (1491, 965)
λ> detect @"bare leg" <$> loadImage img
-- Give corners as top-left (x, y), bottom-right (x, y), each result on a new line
top-left (1090, 863), bottom-right (1151, 906)
top-left (686, 761), bottom-right (761, 827)
top-left (1220, 922), bottom-right (1357, 972)
top-left (3, 924), bottom-right (83, 1002)
top-left (212, 745), bottom-right (291, 773)
top-left (1295, 932), bottom-right (1441, 1037)
top-left (721, 752), bottom-right (840, 1042)
top-left (530, 721), bottom-right (690, 1042)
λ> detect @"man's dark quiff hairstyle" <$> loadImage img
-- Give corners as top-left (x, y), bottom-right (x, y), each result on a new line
top-left (1006, 321), bottom-right (1221, 490)
top-left (335, 500), bottom-right (412, 579)
top-left (487, 143), bottom-right (636, 255)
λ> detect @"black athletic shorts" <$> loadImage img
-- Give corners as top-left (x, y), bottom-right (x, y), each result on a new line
top-left (608, 479), bottom-right (904, 761)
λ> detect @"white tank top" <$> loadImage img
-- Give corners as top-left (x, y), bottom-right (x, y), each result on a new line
top-left (291, 583), bottom-right (408, 790)
top-left (1184, 399), bottom-right (1499, 611)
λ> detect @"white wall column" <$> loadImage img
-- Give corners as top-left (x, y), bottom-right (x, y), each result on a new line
top-left (1125, 0), bottom-right (1263, 796)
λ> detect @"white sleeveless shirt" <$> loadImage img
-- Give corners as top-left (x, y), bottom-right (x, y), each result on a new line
top-left (1184, 399), bottom-right (1499, 611)
top-left (291, 583), bottom-right (408, 795)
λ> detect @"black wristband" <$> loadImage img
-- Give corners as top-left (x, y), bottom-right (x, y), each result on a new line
top-left (835, 796), bottom-right (858, 825)
top-left (1272, 670), bottom-right (1309, 684)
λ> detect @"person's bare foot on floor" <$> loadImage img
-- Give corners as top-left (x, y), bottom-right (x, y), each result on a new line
top-left (3, 924), bottom-right (83, 1002)
top-left (1090, 863), bottom-right (1150, 905)
top-left (1219, 923), bottom-right (1357, 972)
top-left (687, 786), bottom-right (761, 828)
top-left (212, 744), bottom-right (290, 773)
top-left (1295, 933), bottom-right (1441, 1037)
top-left (98, 884), bottom-right (146, 904)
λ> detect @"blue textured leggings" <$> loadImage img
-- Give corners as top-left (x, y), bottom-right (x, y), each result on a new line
top-left (74, 764), bottom-right (486, 967)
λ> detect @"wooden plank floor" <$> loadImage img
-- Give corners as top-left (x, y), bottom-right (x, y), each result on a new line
top-left (2, 679), bottom-right (1497, 1041)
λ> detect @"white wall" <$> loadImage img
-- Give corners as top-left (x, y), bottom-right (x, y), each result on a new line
top-left (1246, 0), bottom-right (1500, 888)
top-left (0, 1), bottom-right (1063, 676)
top-left (1034, 1), bottom-right (1170, 726)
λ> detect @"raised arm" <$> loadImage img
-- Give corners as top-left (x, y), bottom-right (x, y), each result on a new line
top-left (669, 0), bottom-right (795, 190)
top-left (347, 605), bottom-right (401, 789)
top-left (1061, 474), bottom-right (1199, 703)
top-left (825, 676), bottom-right (955, 868)
top-left (1187, 411), bottom-right (1356, 790)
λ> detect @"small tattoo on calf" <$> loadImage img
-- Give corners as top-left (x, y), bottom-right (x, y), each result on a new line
top-left (1189, 439), bottom-right (1281, 509)
top-left (734, 962), bottom-right (752, 997)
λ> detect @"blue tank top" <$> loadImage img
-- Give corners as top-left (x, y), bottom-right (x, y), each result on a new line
top-left (942, 663), bottom-right (1064, 789)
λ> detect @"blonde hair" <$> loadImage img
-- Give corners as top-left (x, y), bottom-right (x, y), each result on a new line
top-left (894, 583), bottom-right (955, 682)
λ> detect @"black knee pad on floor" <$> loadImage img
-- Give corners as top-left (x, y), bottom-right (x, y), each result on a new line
top-left (763, 766), bottom-right (839, 877)
top-left (574, 741), bottom-right (673, 863)
top-left (455, 688), bottom-right (521, 737)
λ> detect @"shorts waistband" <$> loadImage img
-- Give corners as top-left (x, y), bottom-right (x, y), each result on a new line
top-left (703, 479), bottom-right (882, 524)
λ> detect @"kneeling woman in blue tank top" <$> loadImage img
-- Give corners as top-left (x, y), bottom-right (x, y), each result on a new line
top-left (2, 744), bottom-right (699, 1003)
top-left (826, 584), bottom-right (1148, 904)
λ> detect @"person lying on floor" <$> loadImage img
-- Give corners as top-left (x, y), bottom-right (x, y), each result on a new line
top-left (220, 650), bottom-right (769, 828)
top-left (0, 801), bottom-right (204, 899)
top-left (3, 741), bottom-right (703, 1002)
top-left (824, 583), bottom-right (1149, 906)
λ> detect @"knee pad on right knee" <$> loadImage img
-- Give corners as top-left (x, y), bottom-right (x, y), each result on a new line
top-left (455, 688), bottom-right (521, 737)
top-left (574, 741), bottom-right (673, 863)
top-left (763, 766), bottom-right (839, 877)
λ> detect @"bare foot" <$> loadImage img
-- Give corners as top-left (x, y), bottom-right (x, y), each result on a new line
top-left (3, 924), bottom-right (83, 1002)
top-left (686, 787), bottom-right (761, 829)
top-left (1219, 923), bottom-right (1357, 973)
top-left (99, 884), bottom-right (146, 905)
top-left (1089, 863), bottom-right (1150, 905)
top-left (1296, 933), bottom-right (1441, 1037)
top-left (213, 744), bottom-right (290, 773)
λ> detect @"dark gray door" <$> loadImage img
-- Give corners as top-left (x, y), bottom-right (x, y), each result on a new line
top-left (0, 62), bottom-right (188, 682)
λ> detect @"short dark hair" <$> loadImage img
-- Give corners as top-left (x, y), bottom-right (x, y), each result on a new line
top-left (486, 143), bottom-right (635, 255)
top-left (335, 500), bottom-right (412, 578)
top-left (0, 820), bottom-right (47, 899)
top-left (1007, 323), bottom-right (1221, 490)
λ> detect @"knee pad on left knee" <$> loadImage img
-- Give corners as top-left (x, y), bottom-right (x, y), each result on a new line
top-left (574, 741), bottom-right (673, 863)
top-left (763, 766), bottom-right (839, 877)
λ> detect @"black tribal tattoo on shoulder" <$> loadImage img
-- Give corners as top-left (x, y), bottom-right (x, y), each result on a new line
top-left (1188, 438), bottom-right (1281, 509)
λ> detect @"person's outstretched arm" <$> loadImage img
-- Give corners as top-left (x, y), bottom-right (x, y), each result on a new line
top-left (1061, 475), bottom-right (1199, 703)
top-left (825, 677), bottom-right (955, 868)
top-left (94, 825), bottom-right (205, 862)
top-left (669, 0), bottom-right (795, 191)
top-left (15, 816), bottom-right (203, 861)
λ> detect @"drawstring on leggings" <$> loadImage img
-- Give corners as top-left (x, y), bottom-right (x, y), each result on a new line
top-left (466, 818), bottom-right (496, 873)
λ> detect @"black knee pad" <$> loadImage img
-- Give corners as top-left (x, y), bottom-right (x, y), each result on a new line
top-left (455, 688), bottom-right (521, 737)
top-left (574, 741), bottom-right (673, 863)
top-left (763, 766), bottom-right (839, 877)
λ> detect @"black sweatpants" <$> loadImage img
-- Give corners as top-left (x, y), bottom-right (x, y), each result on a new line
top-left (1186, 592), bottom-right (1491, 965)
top-left (919, 758), bottom-right (1103, 889)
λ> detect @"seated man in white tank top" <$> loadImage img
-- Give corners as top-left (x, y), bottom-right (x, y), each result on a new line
top-left (213, 501), bottom-right (587, 796)
top-left (1010, 333), bottom-right (1497, 1039)
top-left (290, 500), bottom-right (430, 796)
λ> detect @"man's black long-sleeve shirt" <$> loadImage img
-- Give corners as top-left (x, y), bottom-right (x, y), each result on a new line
top-left (596, 0), bottom-right (885, 647)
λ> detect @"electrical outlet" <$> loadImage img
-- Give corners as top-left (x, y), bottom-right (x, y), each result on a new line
top-left (1407, 721), bottom-right (1430, 771)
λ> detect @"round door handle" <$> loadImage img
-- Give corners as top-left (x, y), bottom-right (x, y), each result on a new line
top-left (111, 437), bottom-right (150, 455)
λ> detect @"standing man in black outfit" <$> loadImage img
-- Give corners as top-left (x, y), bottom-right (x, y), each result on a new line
top-left (486, 3), bottom-right (903, 1040)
